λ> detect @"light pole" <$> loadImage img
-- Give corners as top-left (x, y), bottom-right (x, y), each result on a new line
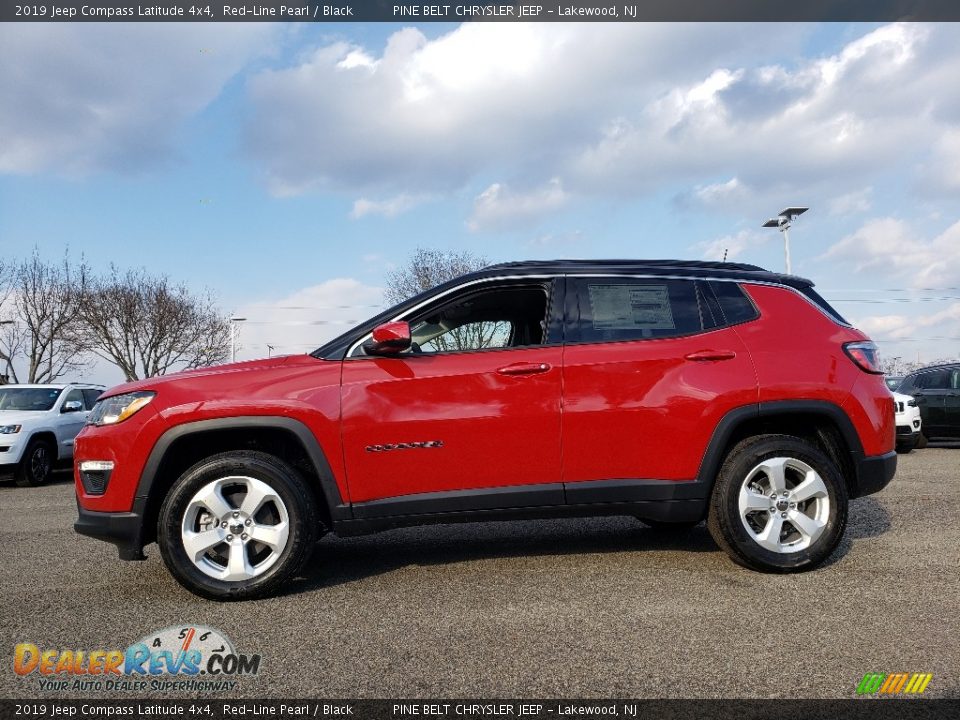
top-left (229, 317), bottom-right (247, 363)
top-left (762, 207), bottom-right (808, 275)
top-left (266, 344), bottom-right (275, 358)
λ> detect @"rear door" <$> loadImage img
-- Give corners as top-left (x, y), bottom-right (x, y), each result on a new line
top-left (561, 276), bottom-right (757, 498)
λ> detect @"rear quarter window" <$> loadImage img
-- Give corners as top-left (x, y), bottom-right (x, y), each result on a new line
top-left (708, 281), bottom-right (760, 326)
top-left (797, 286), bottom-right (849, 325)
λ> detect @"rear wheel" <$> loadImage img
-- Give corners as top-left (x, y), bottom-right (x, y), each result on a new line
top-left (707, 434), bottom-right (847, 572)
top-left (158, 451), bottom-right (318, 600)
top-left (916, 432), bottom-right (928, 449)
top-left (15, 438), bottom-right (55, 487)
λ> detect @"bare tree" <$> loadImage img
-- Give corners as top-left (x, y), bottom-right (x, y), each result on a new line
top-left (384, 248), bottom-right (506, 353)
top-left (0, 252), bottom-right (88, 384)
top-left (80, 267), bottom-right (230, 381)
top-left (0, 260), bottom-right (15, 384)
top-left (384, 248), bottom-right (489, 305)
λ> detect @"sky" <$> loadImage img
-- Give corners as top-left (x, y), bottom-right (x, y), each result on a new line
top-left (1, 20), bottom-right (959, 385)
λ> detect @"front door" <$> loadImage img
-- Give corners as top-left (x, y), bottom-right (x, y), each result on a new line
top-left (340, 280), bottom-right (563, 508)
top-left (945, 368), bottom-right (960, 438)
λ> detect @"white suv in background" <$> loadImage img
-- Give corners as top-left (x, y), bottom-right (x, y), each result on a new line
top-left (0, 384), bottom-right (105, 486)
top-left (893, 391), bottom-right (923, 452)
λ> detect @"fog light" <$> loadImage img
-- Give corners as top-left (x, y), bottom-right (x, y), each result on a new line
top-left (79, 460), bottom-right (114, 495)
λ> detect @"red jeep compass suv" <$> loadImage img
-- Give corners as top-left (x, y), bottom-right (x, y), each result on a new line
top-left (74, 260), bottom-right (896, 600)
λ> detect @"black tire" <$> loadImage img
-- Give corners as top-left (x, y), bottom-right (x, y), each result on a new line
top-left (916, 432), bottom-right (928, 449)
top-left (15, 437), bottom-right (55, 487)
top-left (706, 434), bottom-right (848, 573)
top-left (158, 451), bottom-right (318, 601)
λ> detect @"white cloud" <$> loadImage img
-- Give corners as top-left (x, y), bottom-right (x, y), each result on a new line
top-left (693, 177), bottom-right (749, 208)
top-left (350, 193), bottom-right (429, 219)
top-left (823, 217), bottom-right (960, 287)
top-left (233, 278), bottom-right (383, 359)
top-left (694, 230), bottom-right (769, 262)
top-left (0, 24), bottom-right (281, 176)
top-left (467, 178), bottom-right (568, 232)
top-left (243, 23), bottom-right (807, 196)
top-left (828, 187), bottom-right (873, 216)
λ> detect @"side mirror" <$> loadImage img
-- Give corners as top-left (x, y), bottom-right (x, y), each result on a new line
top-left (62, 400), bottom-right (84, 413)
top-left (363, 321), bottom-right (412, 356)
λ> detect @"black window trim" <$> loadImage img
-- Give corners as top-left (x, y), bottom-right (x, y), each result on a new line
top-left (325, 271), bottom-right (826, 359)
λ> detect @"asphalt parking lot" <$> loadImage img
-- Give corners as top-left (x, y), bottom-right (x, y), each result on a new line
top-left (2, 446), bottom-right (958, 700)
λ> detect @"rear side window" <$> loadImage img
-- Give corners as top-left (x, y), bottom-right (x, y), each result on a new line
top-left (797, 286), bottom-right (849, 325)
top-left (914, 369), bottom-right (951, 390)
top-left (570, 278), bottom-right (707, 343)
top-left (708, 281), bottom-right (760, 326)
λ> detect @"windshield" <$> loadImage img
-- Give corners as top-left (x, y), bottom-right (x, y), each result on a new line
top-left (0, 387), bottom-right (63, 411)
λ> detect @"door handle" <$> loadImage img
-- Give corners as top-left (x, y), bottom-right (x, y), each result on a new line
top-left (684, 349), bottom-right (736, 362)
top-left (497, 362), bottom-right (552, 376)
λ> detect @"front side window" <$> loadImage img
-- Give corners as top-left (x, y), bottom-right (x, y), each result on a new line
top-left (570, 278), bottom-right (707, 343)
top-left (62, 389), bottom-right (84, 410)
top-left (350, 282), bottom-right (551, 357)
top-left (82, 388), bottom-right (103, 409)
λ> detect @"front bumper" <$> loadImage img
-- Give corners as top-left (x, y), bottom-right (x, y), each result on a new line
top-left (74, 499), bottom-right (147, 561)
top-left (895, 419), bottom-right (921, 439)
top-left (852, 450), bottom-right (897, 498)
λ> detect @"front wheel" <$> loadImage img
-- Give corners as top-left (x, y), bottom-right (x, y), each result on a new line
top-left (158, 451), bottom-right (318, 600)
top-left (707, 434), bottom-right (847, 572)
top-left (15, 438), bottom-right (55, 487)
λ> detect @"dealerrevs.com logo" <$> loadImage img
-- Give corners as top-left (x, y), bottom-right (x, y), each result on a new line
top-left (13, 625), bottom-right (261, 693)
top-left (856, 673), bottom-right (933, 696)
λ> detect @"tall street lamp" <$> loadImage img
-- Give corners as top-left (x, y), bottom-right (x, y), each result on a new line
top-left (229, 317), bottom-right (247, 363)
top-left (763, 207), bottom-right (808, 275)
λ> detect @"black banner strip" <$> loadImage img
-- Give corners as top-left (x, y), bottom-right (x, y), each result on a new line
top-left (1, 699), bottom-right (959, 720)
top-left (4, 1), bottom-right (960, 23)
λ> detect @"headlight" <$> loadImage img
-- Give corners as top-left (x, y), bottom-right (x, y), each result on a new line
top-left (0, 424), bottom-right (21, 434)
top-left (907, 399), bottom-right (917, 407)
top-left (88, 391), bottom-right (155, 426)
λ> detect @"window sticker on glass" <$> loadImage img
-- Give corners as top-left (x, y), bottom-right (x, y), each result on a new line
top-left (588, 283), bottom-right (676, 330)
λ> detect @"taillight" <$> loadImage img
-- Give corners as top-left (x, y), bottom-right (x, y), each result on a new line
top-left (843, 341), bottom-right (883, 374)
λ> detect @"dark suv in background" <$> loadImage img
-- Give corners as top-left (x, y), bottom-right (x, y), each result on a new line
top-left (895, 363), bottom-right (960, 443)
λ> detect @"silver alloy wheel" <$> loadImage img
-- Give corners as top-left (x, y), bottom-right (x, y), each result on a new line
top-left (181, 476), bottom-right (290, 581)
top-left (738, 457), bottom-right (830, 554)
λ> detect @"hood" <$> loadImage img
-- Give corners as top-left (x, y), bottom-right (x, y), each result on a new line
top-left (98, 355), bottom-right (318, 398)
top-left (892, 392), bottom-right (915, 403)
top-left (0, 409), bottom-right (48, 424)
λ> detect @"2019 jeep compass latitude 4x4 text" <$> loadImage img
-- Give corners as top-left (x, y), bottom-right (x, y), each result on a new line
top-left (74, 260), bottom-right (896, 600)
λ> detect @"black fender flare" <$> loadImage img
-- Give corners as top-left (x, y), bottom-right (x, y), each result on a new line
top-left (696, 400), bottom-right (866, 493)
top-left (133, 416), bottom-right (351, 521)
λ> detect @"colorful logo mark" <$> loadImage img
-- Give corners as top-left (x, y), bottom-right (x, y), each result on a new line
top-left (856, 673), bottom-right (933, 696)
